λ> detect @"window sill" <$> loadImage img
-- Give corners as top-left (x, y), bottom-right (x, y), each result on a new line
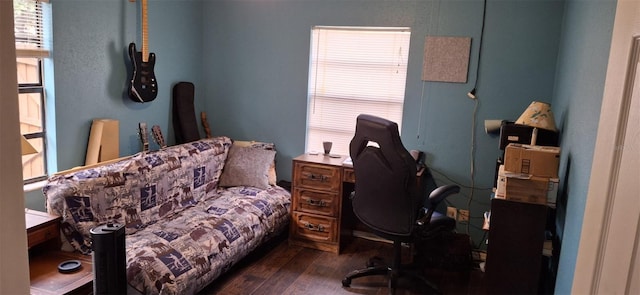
top-left (24, 180), bottom-right (47, 193)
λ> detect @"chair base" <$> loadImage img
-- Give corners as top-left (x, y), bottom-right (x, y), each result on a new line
top-left (341, 241), bottom-right (440, 295)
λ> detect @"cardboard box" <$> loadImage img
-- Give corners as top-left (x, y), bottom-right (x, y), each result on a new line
top-left (504, 144), bottom-right (560, 178)
top-left (547, 178), bottom-right (559, 207)
top-left (495, 165), bottom-right (507, 198)
top-left (495, 165), bottom-right (557, 205)
top-left (504, 176), bottom-right (549, 205)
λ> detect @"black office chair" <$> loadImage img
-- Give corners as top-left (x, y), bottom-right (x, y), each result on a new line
top-left (342, 114), bottom-right (459, 294)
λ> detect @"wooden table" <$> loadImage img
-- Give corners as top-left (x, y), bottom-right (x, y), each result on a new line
top-left (26, 210), bottom-right (93, 295)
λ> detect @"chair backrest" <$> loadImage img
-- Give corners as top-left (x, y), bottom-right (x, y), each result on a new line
top-left (349, 114), bottom-right (423, 237)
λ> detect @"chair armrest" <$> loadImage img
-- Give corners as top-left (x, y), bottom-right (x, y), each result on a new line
top-left (416, 185), bottom-right (459, 226)
top-left (428, 184), bottom-right (460, 207)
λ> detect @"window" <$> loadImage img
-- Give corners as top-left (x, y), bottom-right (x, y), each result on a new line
top-left (306, 26), bottom-right (411, 155)
top-left (14, 0), bottom-right (50, 183)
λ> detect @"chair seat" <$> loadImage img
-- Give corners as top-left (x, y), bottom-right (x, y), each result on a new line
top-left (369, 211), bottom-right (456, 243)
top-left (414, 211), bottom-right (456, 239)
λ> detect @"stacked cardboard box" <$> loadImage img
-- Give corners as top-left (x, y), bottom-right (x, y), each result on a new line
top-left (495, 144), bottom-right (560, 206)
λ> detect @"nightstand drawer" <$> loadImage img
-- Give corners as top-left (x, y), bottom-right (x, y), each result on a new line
top-left (293, 188), bottom-right (340, 217)
top-left (291, 212), bottom-right (338, 243)
top-left (27, 222), bottom-right (59, 249)
top-left (293, 161), bottom-right (341, 191)
top-left (343, 167), bottom-right (355, 183)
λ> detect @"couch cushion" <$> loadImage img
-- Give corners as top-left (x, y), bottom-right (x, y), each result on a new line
top-left (44, 137), bottom-right (232, 254)
top-left (219, 145), bottom-right (276, 189)
top-left (126, 185), bottom-right (291, 294)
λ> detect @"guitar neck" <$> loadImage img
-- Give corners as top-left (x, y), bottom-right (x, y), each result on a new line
top-left (141, 0), bottom-right (149, 62)
top-left (201, 112), bottom-right (212, 138)
top-left (139, 122), bottom-right (149, 152)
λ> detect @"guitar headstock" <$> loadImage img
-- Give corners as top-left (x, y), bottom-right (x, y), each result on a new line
top-left (201, 112), bottom-right (212, 139)
top-left (151, 125), bottom-right (167, 149)
top-left (138, 122), bottom-right (149, 153)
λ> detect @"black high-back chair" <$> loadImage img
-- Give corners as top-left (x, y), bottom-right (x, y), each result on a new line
top-left (342, 114), bottom-right (459, 294)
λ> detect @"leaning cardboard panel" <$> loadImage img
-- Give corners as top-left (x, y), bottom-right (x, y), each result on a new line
top-left (85, 119), bottom-right (119, 165)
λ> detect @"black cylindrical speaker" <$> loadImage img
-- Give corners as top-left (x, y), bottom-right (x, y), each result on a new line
top-left (91, 223), bottom-right (126, 295)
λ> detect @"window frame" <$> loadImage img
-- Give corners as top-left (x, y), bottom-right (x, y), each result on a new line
top-left (15, 0), bottom-right (50, 183)
top-left (18, 59), bottom-right (48, 184)
top-left (305, 26), bottom-right (411, 156)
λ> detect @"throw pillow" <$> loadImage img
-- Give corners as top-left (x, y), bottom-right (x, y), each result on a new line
top-left (232, 140), bottom-right (277, 185)
top-left (219, 145), bottom-right (276, 189)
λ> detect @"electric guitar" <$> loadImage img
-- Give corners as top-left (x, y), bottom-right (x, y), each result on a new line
top-left (138, 122), bottom-right (150, 153)
top-left (201, 112), bottom-right (212, 138)
top-left (128, 0), bottom-right (157, 103)
top-left (151, 125), bottom-right (167, 150)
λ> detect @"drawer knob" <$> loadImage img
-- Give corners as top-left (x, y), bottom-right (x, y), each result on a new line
top-left (304, 222), bottom-right (325, 232)
top-left (307, 199), bottom-right (326, 207)
top-left (304, 172), bottom-right (328, 182)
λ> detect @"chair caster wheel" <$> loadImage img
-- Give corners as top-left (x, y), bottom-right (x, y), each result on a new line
top-left (342, 278), bottom-right (351, 287)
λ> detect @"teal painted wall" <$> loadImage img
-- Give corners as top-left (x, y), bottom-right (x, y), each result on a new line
top-left (24, 0), bottom-right (204, 211)
top-left (551, 0), bottom-right (616, 293)
top-left (200, 0), bottom-right (564, 248)
top-left (25, 0), bottom-right (620, 290)
top-left (51, 0), bottom-right (204, 171)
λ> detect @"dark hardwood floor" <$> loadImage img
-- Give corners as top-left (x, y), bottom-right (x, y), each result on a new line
top-left (199, 234), bottom-right (485, 295)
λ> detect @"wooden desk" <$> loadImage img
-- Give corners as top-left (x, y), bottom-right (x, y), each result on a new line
top-left (26, 210), bottom-right (93, 295)
top-left (289, 154), bottom-right (354, 254)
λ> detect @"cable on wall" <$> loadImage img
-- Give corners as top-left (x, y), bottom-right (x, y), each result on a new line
top-left (416, 0), bottom-right (441, 141)
top-left (417, 81), bottom-right (426, 141)
top-left (465, 0), bottom-right (487, 237)
top-left (467, 97), bottom-right (479, 236)
top-left (430, 167), bottom-right (493, 190)
top-left (467, 0), bottom-right (487, 99)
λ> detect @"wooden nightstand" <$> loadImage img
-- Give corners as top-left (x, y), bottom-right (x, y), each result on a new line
top-left (26, 209), bottom-right (61, 250)
top-left (289, 154), bottom-right (352, 254)
top-left (26, 209), bottom-right (94, 295)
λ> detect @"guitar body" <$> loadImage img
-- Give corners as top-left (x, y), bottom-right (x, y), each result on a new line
top-left (128, 42), bottom-right (158, 103)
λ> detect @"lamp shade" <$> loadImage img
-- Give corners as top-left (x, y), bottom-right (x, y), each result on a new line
top-left (21, 136), bottom-right (37, 155)
top-left (515, 101), bottom-right (557, 132)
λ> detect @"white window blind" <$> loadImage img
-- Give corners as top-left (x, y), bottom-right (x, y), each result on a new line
top-left (306, 26), bottom-right (411, 155)
top-left (13, 0), bottom-right (49, 58)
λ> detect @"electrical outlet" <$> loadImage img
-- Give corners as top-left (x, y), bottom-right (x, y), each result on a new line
top-left (458, 209), bottom-right (469, 222)
top-left (472, 250), bottom-right (487, 262)
top-left (446, 206), bottom-right (457, 220)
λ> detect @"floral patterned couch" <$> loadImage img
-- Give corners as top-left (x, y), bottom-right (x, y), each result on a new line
top-left (43, 136), bottom-right (291, 294)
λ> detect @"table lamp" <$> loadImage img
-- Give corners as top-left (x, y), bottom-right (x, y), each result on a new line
top-left (21, 135), bottom-right (37, 155)
top-left (515, 101), bottom-right (557, 145)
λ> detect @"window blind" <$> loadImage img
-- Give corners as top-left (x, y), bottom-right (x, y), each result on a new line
top-left (13, 0), bottom-right (49, 58)
top-left (306, 26), bottom-right (411, 155)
